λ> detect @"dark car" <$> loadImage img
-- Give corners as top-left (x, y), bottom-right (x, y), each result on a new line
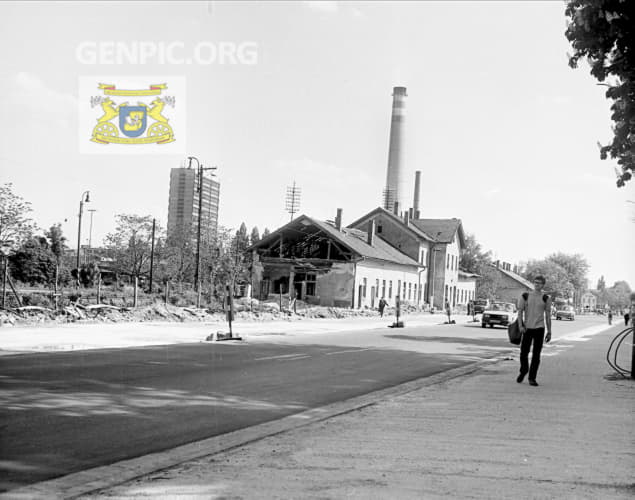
top-left (473, 299), bottom-right (490, 315)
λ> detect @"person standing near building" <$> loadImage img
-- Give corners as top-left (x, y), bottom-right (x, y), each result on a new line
top-left (445, 300), bottom-right (452, 324)
top-left (378, 297), bottom-right (387, 318)
top-left (517, 275), bottom-right (552, 387)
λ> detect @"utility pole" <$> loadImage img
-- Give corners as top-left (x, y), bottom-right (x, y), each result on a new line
top-left (149, 218), bottom-right (156, 293)
top-left (188, 156), bottom-right (217, 292)
top-left (76, 191), bottom-right (90, 288)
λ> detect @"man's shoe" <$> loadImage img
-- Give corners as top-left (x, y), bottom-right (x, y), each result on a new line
top-left (516, 373), bottom-right (525, 383)
top-left (529, 380), bottom-right (539, 387)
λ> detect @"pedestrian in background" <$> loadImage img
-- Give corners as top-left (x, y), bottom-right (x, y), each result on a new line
top-left (608, 310), bottom-right (613, 325)
top-left (624, 311), bottom-right (630, 326)
top-left (378, 297), bottom-right (387, 318)
top-left (445, 300), bottom-right (452, 324)
top-left (517, 275), bottom-right (552, 387)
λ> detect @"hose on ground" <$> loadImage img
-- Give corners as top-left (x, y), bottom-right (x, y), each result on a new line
top-left (606, 326), bottom-right (633, 377)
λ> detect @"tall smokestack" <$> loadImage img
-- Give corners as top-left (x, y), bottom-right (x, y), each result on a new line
top-left (383, 86), bottom-right (407, 212)
top-left (413, 170), bottom-right (421, 219)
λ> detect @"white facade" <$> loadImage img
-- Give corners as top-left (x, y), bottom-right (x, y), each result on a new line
top-left (581, 292), bottom-right (597, 311)
top-left (354, 260), bottom-right (424, 309)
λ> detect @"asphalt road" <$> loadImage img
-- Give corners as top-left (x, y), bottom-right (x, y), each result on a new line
top-left (0, 317), bottom-right (597, 492)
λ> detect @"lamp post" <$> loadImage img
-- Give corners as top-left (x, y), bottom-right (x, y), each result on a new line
top-left (76, 191), bottom-right (90, 287)
top-left (188, 156), bottom-right (217, 293)
top-left (86, 208), bottom-right (97, 265)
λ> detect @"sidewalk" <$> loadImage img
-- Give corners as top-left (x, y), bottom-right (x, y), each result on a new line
top-left (74, 326), bottom-right (632, 499)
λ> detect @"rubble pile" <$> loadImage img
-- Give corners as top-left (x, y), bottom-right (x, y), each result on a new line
top-left (0, 298), bottom-right (423, 327)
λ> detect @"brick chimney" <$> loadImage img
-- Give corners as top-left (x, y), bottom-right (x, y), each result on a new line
top-left (367, 220), bottom-right (375, 246)
top-left (335, 208), bottom-right (342, 231)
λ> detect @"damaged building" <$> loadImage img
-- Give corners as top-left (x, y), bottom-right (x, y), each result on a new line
top-left (248, 210), bottom-right (424, 309)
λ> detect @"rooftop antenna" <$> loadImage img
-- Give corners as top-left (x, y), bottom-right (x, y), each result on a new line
top-left (285, 181), bottom-right (301, 221)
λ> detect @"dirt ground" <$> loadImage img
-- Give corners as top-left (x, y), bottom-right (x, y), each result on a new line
top-left (0, 297), bottom-right (427, 328)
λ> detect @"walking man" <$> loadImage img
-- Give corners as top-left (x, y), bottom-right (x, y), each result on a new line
top-left (378, 297), bottom-right (387, 318)
top-left (517, 275), bottom-right (552, 387)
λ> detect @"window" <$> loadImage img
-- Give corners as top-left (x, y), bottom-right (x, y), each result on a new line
top-left (397, 280), bottom-right (401, 298)
top-left (446, 254), bottom-right (450, 269)
top-left (376, 279), bottom-right (379, 297)
top-left (403, 281), bottom-right (406, 298)
top-left (306, 273), bottom-right (317, 296)
top-left (362, 278), bottom-right (367, 298)
top-left (377, 224), bottom-right (383, 234)
top-left (382, 280), bottom-right (386, 298)
top-left (389, 280), bottom-right (393, 298)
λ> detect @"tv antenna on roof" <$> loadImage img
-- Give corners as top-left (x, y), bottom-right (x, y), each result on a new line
top-left (285, 181), bottom-right (301, 221)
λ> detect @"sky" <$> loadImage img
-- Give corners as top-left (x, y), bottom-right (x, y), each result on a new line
top-left (0, 1), bottom-right (633, 289)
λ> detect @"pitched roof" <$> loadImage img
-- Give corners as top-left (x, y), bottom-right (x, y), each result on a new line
top-left (410, 218), bottom-right (464, 246)
top-left (248, 214), bottom-right (421, 268)
top-left (347, 207), bottom-right (436, 241)
top-left (490, 264), bottom-right (534, 289)
top-left (310, 219), bottom-right (420, 267)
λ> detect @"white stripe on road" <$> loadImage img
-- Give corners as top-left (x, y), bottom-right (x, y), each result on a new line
top-left (325, 348), bottom-right (374, 356)
top-left (253, 353), bottom-right (309, 361)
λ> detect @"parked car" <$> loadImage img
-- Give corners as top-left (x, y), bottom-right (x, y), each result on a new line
top-left (556, 305), bottom-right (575, 321)
top-left (473, 299), bottom-right (490, 315)
top-left (481, 301), bottom-right (517, 328)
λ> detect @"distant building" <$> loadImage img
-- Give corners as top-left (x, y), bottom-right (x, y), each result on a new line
top-left (348, 207), bottom-right (470, 309)
top-left (167, 167), bottom-right (220, 243)
top-left (487, 262), bottom-right (533, 304)
top-left (248, 212), bottom-right (423, 308)
top-left (581, 291), bottom-right (597, 312)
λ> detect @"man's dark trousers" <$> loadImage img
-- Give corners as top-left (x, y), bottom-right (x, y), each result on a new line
top-left (520, 327), bottom-right (545, 381)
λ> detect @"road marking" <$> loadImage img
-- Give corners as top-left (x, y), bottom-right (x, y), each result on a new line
top-left (325, 348), bottom-right (374, 356)
top-left (253, 353), bottom-right (308, 361)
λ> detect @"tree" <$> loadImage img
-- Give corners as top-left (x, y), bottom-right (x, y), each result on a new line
top-left (565, 1), bottom-right (635, 187)
top-left (162, 225), bottom-right (195, 285)
top-left (546, 252), bottom-right (589, 301)
top-left (604, 280), bottom-right (632, 310)
top-left (523, 259), bottom-right (575, 299)
top-left (250, 226), bottom-right (260, 246)
top-left (460, 233), bottom-right (492, 274)
top-left (9, 236), bottom-right (57, 285)
top-left (262, 227), bottom-right (271, 238)
top-left (460, 233), bottom-right (499, 299)
top-left (104, 214), bottom-right (159, 279)
top-left (0, 183), bottom-right (37, 249)
top-left (597, 275), bottom-right (606, 291)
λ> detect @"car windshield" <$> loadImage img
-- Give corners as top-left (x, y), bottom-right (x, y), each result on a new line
top-left (490, 303), bottom-right (514, 312)
top-left (559, 306), bottom-right (574, 312)
top-left (474, 300), bottom-right (487, 305)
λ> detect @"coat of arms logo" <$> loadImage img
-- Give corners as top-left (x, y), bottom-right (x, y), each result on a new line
top-left (90, 83), bottom-right (175, 144)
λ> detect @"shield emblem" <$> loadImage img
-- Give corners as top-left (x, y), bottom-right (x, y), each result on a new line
top-left (119, 106), bottom-right (147, 137)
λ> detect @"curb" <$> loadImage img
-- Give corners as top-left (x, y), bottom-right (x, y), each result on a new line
top-left (1, 354), bottom-right (507, 499)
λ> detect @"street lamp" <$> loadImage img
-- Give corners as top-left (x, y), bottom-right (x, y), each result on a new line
top-left (76, 190), bottom-right (90, 287)
top-left (188, 156), bottom-right (217, 293)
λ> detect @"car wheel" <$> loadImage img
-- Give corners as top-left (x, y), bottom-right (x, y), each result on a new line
top-left (481, 323), bottom-right (485, 328)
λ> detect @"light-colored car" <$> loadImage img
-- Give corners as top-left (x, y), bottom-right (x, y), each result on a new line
top-left (481, 301), bottom-right (517, 328)
top-left (556, 305), bottom-right (575, 321)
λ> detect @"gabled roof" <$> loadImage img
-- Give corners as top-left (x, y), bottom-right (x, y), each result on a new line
top-left (347, 207), bottom-right (436, 242)
top-left (248, 214), bottom-right (421, 268)
top-left (410, 218), bottom-right (465, 247)
top-left (490, 263), bottom-right (533, 289)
